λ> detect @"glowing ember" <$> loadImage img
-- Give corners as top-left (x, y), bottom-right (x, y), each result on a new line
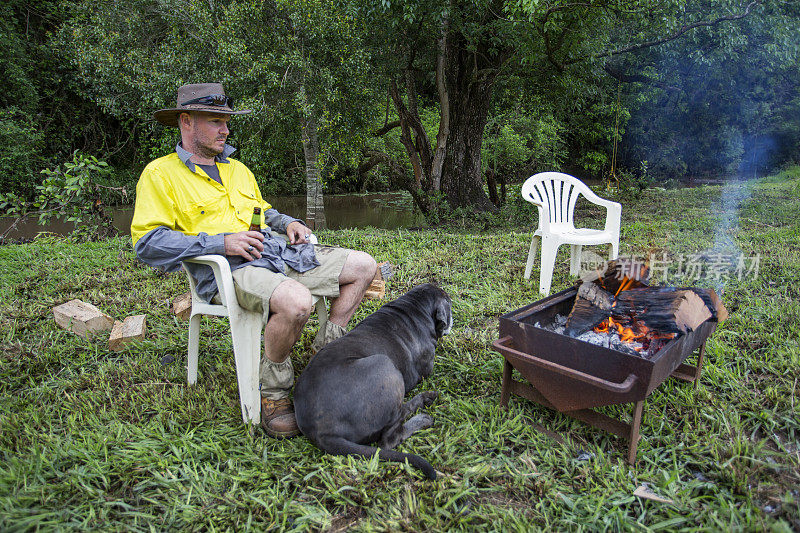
top-left (594, 315), bottom-right (677, 353)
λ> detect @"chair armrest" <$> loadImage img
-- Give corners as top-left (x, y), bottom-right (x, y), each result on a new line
top-left (183, 254), bottom-right (237, 308)
top-left (578, 189), bottom-right (621, 234)
top-left (185, 254), bottom-right (231, 267)
top-left (525, 199), bottom-right (549, 232)
top-left (181, 232), bottom-right (319, 306)
top-left (580, 187), bottom-right (615, 208)
top-left (603, 201), bottom-right (622, 234)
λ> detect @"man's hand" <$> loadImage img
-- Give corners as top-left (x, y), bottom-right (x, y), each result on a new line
top-left (286, 221), bottom-right (312, 245)
top-left (224, 231), bottom-right (265, 261)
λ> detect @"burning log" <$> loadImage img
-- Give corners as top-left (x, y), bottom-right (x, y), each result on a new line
top-left (564, 270), bottom-right (654, 338)
top-left (684, 287), bottom-right (728, 322)
top-left (613, 287), bottom-right (711, 335)
top-left (578, 282), bottom-right (614, 311)
top-left (578, 258), bottom-right (650, 294)
top-left (592, 315), bottom-right (678, 355)
top-left (565, 283), bottom-right (615, 337)
top-left (563, 254), bottom-right (727, 353)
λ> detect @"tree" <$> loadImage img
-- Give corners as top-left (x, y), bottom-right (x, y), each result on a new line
top-left (63, 0), bottom-right (380, 216)
top-left (6, 0), bottom-right (793, 216)
top-left (269, 0), bottom-right (379, 229)
top-left (1, 0), bottom-right (128, 197)
top-left (356, 0), bottom-right (768, 213)
top-left (617, 1), bottom-right (800, 179)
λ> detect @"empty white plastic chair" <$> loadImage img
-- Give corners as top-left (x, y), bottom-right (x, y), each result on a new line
top-left (182, 236), bottom-right (327, 425)
top-left (521, 172), bottom-right (621, 295)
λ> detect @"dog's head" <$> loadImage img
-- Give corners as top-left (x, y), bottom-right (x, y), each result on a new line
top-left (411, 283), bottom-right (452, 338)
top-left (434, 294), bottom-right (452, 337)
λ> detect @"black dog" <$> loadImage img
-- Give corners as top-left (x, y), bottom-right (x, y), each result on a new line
top-left (294, 283), bottom-right (452, 480)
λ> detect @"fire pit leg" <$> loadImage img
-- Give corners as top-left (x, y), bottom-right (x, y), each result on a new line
top-left (693, 341), bottom-right (707, 390)
top-left (627, 400), bottom-right (645, 465)
top-left (670, 340), bottom-right (709, 386)
top-left (500, 360), bottom-right (513, 407)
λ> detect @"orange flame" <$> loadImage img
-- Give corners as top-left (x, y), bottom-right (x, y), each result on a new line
top-left (594, 315), bottom-right (677, 352)
top-left (615, 276), bottom-right (635, 296)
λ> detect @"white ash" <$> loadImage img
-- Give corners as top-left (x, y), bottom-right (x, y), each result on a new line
top-left (534, 314), bottom-right (647, 357)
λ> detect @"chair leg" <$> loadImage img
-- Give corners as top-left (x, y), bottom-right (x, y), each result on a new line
top-left (610, 240), bottom-right (619, 260)
top-left (538, 238), bottom-right (559, 295)
top-left (570, 244), bottom-right (583, 275)
top-left (229, 310), bottom-right (263, 425)
top-left (315, 297), bottom-right (328, 333)
top-left (524, 235), bottom-right (540, 280)
top-left (187, 314), bottom-right (201, 385)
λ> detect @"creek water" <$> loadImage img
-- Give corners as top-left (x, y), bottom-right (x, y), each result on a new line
top-left (0, 192), bottom-right (423, 242)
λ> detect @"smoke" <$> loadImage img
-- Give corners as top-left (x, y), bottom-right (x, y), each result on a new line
top-left (695, 177), bottom-right (756, 293)
top-left (575, 179), bottom-right (757, 293)
top-left (739, 135), bottom-right (780, 178)
top-left (712, 178), bottom-right (749, 255)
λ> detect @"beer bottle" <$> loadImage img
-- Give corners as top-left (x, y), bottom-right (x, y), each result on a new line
top-left (249, 207), bottom-right (261, 231)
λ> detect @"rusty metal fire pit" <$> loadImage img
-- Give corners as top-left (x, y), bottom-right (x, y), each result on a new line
top-left (492, 286), bottom-right (721, 464)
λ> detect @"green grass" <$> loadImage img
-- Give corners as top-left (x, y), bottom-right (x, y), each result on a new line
top-left (1, 168), bottom-right (799, 531)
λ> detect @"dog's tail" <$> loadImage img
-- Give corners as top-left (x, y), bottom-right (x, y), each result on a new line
top-left (317, 436), bottom-right (436, 480)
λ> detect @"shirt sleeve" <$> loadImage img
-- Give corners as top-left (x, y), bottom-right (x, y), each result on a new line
top-left (263, 208), bottom-right (302, 234)
top-left (134, 226), bottom-right (226, 273)
top-left (130, 164), bottom-right (180, 246)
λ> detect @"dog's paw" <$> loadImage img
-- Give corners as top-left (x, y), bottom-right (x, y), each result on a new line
top-left (421, 390), bottom-right (438, 406)
top-left (416, 413), bottom-right (434, 429)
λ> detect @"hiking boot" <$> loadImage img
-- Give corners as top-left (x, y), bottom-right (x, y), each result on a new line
top-left (260, 397), bottom-right (300, 438)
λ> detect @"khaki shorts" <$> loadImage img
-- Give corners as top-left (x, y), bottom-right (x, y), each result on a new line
top-left (225, 245), bottom-right (351, 319)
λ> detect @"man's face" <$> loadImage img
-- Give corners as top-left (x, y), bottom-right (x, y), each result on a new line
top-left (181, 111), bottom-right (231, 159)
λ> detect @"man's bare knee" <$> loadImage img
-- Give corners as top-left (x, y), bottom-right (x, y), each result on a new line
top-left (342, 251), bottom-right (377, 285)
top-left (270, 281), bottom-right (313, 323)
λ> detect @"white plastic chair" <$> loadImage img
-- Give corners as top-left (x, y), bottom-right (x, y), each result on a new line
top-left (182, 236), bottom-right (327, 425)
top-left (521, 172), bottom-right (621, 295)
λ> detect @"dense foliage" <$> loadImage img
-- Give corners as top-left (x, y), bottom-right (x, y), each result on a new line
top-left (1, 0), bottom-right (798, 213)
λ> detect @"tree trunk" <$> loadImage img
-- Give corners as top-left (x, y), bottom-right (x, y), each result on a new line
top-left (431, 12), bottom-right (450, 192)
top-left (439, 32), bottom-right (500, 213)
top-left (486, 167), bottom-right (499, 207)
top-left (299, 88), bottom-right (326, 230)
top-left (377, 13), bottom-right (508, 215)
top-left (389, 80), bottom-right (426, 190)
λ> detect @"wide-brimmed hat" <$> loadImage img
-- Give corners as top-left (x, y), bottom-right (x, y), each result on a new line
top-left (153, 83), bottom-right (252, 127)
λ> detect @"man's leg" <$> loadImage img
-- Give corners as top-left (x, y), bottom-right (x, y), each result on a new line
top-left (263, 279), bottom-right (314, 364)
top-left (328, 250), bottom-right (377, 327)
top-left (285, 246), bottom-right (375, 351)
top-left (258, 280), bottom-right (314, 438)
top-left (231, 268), bottom-right (313, 438)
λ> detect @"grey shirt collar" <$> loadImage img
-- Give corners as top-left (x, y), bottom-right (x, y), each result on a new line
top-left (176, 142), bottom-right (237, 172)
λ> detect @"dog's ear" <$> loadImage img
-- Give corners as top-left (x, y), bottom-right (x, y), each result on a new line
top-left (434, 299), bottom-right (452, 337)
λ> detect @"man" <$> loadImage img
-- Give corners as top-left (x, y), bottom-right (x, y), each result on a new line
top-left (131, 83), bottom-right (376, 438)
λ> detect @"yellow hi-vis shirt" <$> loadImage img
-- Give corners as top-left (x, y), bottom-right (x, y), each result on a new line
top-left (131, 153), bottom-right (271, 246)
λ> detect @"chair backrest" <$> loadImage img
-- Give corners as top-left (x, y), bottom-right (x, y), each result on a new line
top-left (521, 172), bottom-right (596, 228)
